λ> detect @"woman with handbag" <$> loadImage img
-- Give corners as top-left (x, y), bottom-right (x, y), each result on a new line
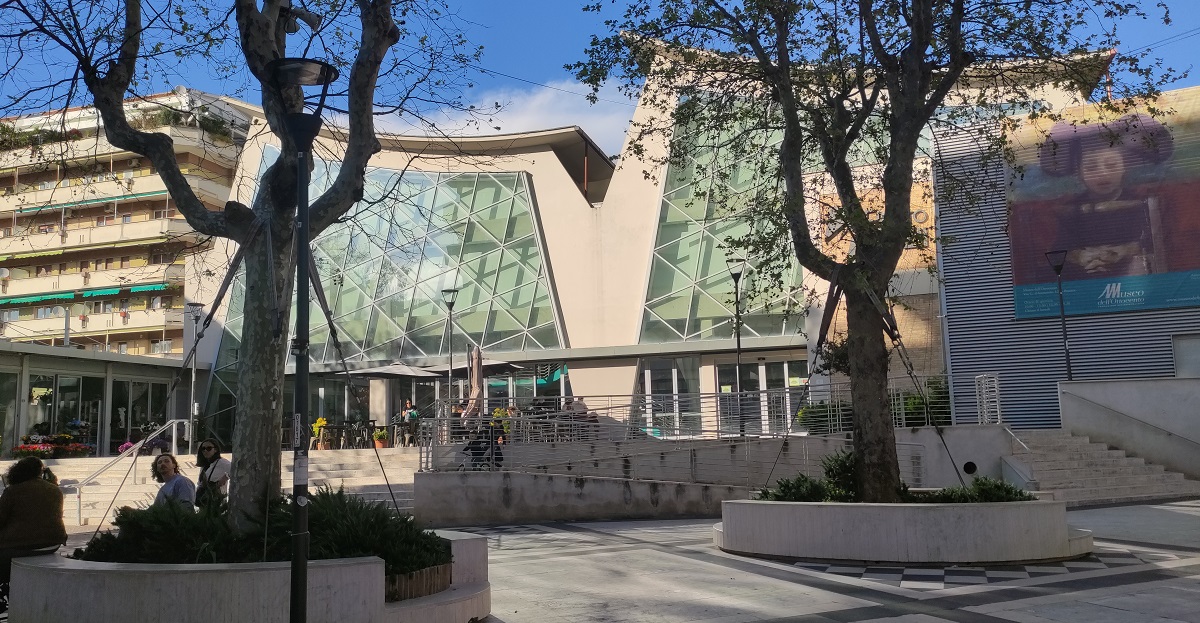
top-left (194, 438), bottom-right (231, 510)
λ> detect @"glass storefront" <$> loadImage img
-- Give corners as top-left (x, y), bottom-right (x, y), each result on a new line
top-left (716, 360), bottom-right (807, 434)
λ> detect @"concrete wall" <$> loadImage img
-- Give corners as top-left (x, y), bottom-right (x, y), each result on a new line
top-left (414, 471), bottom-right (751, 527)
top-left (716, 499), bottom-right (1089, 564)
top-left (892, 425), bottom-right (1013, 488)
top-left (1059, 378), bottom-right (1200, 478)
top-left (11, 556), bottom-right (385, 623)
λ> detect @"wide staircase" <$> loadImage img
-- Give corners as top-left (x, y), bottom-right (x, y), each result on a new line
top-left (1, 447), bottom-right (418, 527)
top-left (1014, 429), bottom-right (1200, 507)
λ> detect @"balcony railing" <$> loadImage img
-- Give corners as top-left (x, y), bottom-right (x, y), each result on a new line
top-left (0, 263), bottom-right (183, 297)
top-left (2, 307), bottom-right (183, 337)
top-left (0, 219), bottom-right (198, 259)
top-left (0, 170), bottom-right (231, 216)
top-left (0, 125), bottom-right (240, 171)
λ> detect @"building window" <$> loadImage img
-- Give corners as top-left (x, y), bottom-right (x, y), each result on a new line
top-left (79, 260), bottom-right (90, 271)
top-left (150, 253), bottom-right (171, 265)
top-left (150, 339), bottom-right (173, 354)
top-left (37, 224), bottom-right (54, 234)
top-left (35, 306), bottom-right (52, 319)
top-left (35, 265), bottom-right (51, 277)
top-left (150, 295), bottom-right (164, 310)
top-left (0, 227), bottom-right (10, 237)
top-left (119, 298), bottom-right (130, 311)
top-left (117, 342), bottom-right (128, 354)
top-left (92, 301), bottom-right (113, 314)
top-left (104, 258), bottom-right (114, 270)
top-left (58, 262), bottom-right (67, 273)
top-left (0, 309), bottom-right (18, 322)
top-left (120, 256), bottom-right (130, 269)
top-left (96, 216), bottom-right (112, 227)
top-left (153, 208), bottom-right (176, 219)
top-left (121, 213), bottom-right (132, 224)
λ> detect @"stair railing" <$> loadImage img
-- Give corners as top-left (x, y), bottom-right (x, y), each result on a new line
top-left (73, 418), bottom-right (189, 525)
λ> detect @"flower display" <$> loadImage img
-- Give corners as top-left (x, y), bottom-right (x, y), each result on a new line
top-left (118, 441), bottom-right (136, 454)
top-left (312, 417), bottom-right (328, 436)
top-left (12, 444), bottom-right (54, 459)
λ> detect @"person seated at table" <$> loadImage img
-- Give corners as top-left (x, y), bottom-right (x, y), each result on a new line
top-left (403, 400), bottom-right (421, 447)
top-left (0, 457), bottom-right (68, 614)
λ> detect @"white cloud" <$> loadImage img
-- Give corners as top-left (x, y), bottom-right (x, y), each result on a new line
top-left (439, 80), bottom-right (637, 157)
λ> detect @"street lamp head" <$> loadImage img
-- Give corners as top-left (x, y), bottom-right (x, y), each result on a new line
top-left (266, 57), bottom-right (339, 88)
top-left (726, 255), bottom-right (746, 282)
top-left (1045, 250), bottom-right (1069, 276)
top-left (441, 287), bottom-right (460, 307)
top-left (186, 301), bottom-right (204, 321)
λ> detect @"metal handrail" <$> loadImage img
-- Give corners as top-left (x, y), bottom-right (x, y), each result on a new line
top-left (73, 418), bottom-right (189, 525)
top-left (1003, 426), bottom-right (1031, 453)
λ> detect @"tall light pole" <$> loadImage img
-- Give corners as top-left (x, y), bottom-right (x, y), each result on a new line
top-left (267, 55), bottom-right (338, 623)
top-left (442, 288), bottom-right (460, 409)
top-left (726, 257), bottom-right (745, 435)
top-left (1045, 250), bottom-right (1074, 381)
top-left (186, 301), bottom-right (204, 454)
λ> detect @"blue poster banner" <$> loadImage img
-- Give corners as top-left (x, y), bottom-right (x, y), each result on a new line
top-left (1014, 270), bottom-right (1200, 318)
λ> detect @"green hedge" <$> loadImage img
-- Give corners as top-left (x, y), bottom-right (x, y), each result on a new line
top-left (757, 450), bottom-right (1035, 503)
top-left (72, 488), bottom-right (450, 576)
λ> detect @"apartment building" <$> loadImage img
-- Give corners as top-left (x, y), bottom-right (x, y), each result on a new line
top-left (0, 87), bottom-right (248, 357)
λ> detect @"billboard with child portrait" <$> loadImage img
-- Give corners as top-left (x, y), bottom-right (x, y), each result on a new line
top-left (1008, 90), bottom-right (1200, 318)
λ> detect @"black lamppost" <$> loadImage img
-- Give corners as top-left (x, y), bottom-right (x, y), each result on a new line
top-left (267, 55), bottom-right (338, 623)
top-left (186, 301), bottom-right (204, 455)
top-left (726, 257), bottom-right (745, 434)
top-left (442, 288), bottom-right (460, 408)
top-left (1045, 250), bottom-right (1074, 381)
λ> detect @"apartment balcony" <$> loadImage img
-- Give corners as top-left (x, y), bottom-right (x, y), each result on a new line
top-left (0, 219), bottom-right (199, 260)
top-left (0, 125), bottom-right (240, 171)
top-left (0, 170), bottom-right (232, 216)
top-left (0, 264), bottom-right (184, 298)
top-left (1, 307), bottom-right (183, 339)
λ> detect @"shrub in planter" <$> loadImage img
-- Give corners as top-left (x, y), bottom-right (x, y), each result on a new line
top-left (12, 444), bottom-right (54, 459)
top-left (72, 488), bottom-right (452, 595)
top-left (758, 450), bottom-right (1034, 503)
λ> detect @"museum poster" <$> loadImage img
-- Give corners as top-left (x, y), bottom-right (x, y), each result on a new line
top-left (1009, 89), bottom-right (1200, 318)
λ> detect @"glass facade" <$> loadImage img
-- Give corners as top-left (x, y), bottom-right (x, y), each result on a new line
top-left (206, 150), bottom-right (564, 439)
top-left (641, 120), bottom-right (805, 343)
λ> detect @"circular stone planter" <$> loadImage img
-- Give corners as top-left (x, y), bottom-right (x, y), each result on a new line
top-left (714, 499), bottom-right (1093, 565)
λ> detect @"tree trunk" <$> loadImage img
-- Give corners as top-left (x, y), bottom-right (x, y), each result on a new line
top-left (844, 289), bottom-right (901, 502)
top-left (227, 222), bottom-right (295, 531)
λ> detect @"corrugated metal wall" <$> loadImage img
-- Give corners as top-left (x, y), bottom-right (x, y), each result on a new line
top-left (934, 130), bottom-right (1200, 429)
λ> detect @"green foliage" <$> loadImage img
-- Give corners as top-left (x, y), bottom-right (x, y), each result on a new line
top-left (756, 473), bottom-right (825, 502)
top-left (895, 377), bottom-right (952, 428)
top-left (758, 451), bottom-right (1034, 504)
top-left (904, 477), bottom-right (1037, 503)
top-left (820, 450), bottom-right (857, 502)
top-left (795, 401), bottom-right (849, 435)
top-left (72, 488), bottom-right (450, 575)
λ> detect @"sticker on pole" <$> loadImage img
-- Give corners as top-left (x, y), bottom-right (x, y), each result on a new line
top-left (293, 413), bottom-right (302, 449)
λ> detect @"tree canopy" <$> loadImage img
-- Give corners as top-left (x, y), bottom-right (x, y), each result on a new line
top-left (573, 0), bottom-right (1178, 501)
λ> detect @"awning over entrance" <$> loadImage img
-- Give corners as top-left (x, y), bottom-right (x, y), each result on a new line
top-left (421, 359), bottom-right (523, 376)
top-left (350, 363), bottom-right (441, 378)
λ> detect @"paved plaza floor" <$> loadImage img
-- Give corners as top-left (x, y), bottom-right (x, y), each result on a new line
top-left (464, 500), bottom-right (1200, 623)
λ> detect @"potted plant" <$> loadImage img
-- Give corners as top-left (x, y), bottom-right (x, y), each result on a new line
top-left (372, 429), bottom-right (389, 449)
top-left (312, 417), bottom-right (328, 450)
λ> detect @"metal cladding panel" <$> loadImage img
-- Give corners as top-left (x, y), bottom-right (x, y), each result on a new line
top-left (934, 130), bottom-right (1200, 429)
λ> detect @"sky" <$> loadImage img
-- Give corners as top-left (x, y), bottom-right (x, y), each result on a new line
top-left (450, 1), bottom-right (1200, 156)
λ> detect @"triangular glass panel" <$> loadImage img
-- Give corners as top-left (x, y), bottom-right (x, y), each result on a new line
top-left (494, 247), bottom-right (538, 294)
top-left (365, 308), bottom-right (404, 351)
top-left (640, 312), bottom-right (683, 344)
top-left (333, 309), bottom-right (370, 348)
top-left (487, 331), bottom-right (526, 352)
top-left (505, 207), bottom-right (534, 242)
top-left (429, 174), bottom-right (474, 226)
top-left (315, 228), bottom-right (351, 268)
top-left (470, 174), bottom-right (517, 212)
top-left (527, 322), bottom-right (560, 349)
top-left (428, 221), bottom-right (468, 264)
top-left (406, 319), bottom-right (446, 356)
top-left (415, 237), bottom-right (456, 283)
top-left (686, 287), bottom-right (730, 339)
top-left (374, 257), bottom-right (410, 299)
top-left (377, 289), bottom-right (413, 327)
top-left (504, 235), bottom-right (542, 273)
top-left (227, 280), bottom-right (246, 320)
top-left (527, 281), bottom-right (557, 328)
top-left (496, 281), bottom-right (536, 326)
top-left (474, 198), bottom-right (513, 243)
top-left (405, 291), bottom-right (444, 333)
top-left (344, 257), bottom-right (381, 298)
top-left (363, 336), bottom-right (405, 362)
top-left (653, 231), bottom-right (704, 281)
top-left (694, 233), bottom-right (731, 281)
top-left (308, 325), bottom-right (330, 362)
top-left (459, 249), bottom-right (502, 294)
top-left (646, 256), bottom-right (694, 303)
top-left (645, 291), bottom-right (689, 335)
top-left (333, 283), bottom-right (370, 319)
top-left (484, 307), bottom-right (523, 347)
top-left (452, 302), bottom-right (488, 348)
top-left (385, 240), bottom-right (423, 282)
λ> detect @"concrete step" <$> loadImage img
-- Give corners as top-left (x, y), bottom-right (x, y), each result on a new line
top-left (1025, 457), bottom-right (1147, 471)
top-left (1021, 449), bottom-right (1129, 461)
top-left (1032, 463), bottom-right (1165, 479)
top-left (1051, 481), bottom-right (1200, 502)
top-left (1036, 472), bottom-right (1186, 489)
top-left (1015, 440), bottom-right (1111, 454)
